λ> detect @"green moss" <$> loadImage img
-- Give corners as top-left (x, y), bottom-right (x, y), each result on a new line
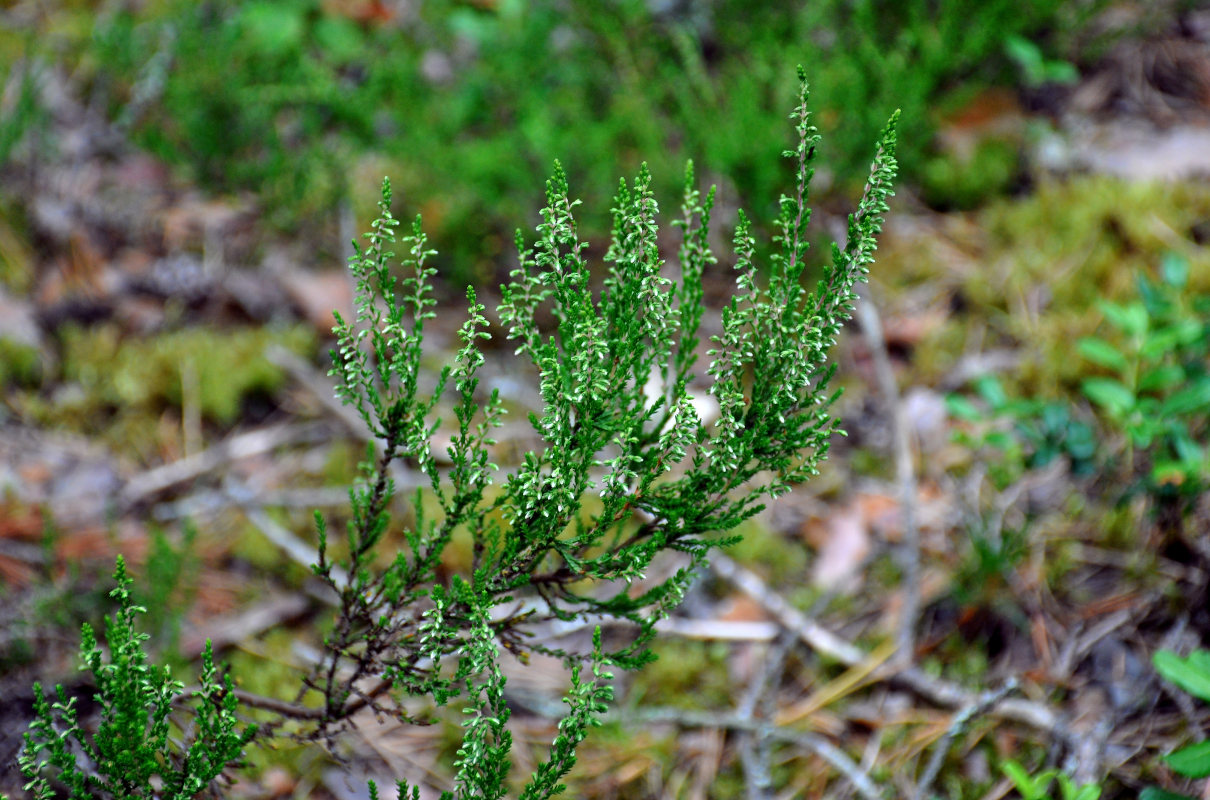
top-left (319, 437), bottom-right (360, 487)
top-left (0, 200), bottom-right (35, 292)
top-left (725, 520), bottom-right (809, 587)
top-left (848, 444), bottom-right (895, 481)
top-left (882, 175), bottom-right (1210, 396)
top-left (920, 137), bottom-right (1020, 211)
top-left (232, 510), bottom-right (314, 587)
top-left (1098, 502), bottom-right (1148, 550)
top-left (61, 322), bottom-right (314, 425)
top-left (38, 321), bottom-right (314, 460)
top-left (225, 629), bottom-right (324, 779)
top-left (628, 638), bottom-right (733, 710)
top-left (0, 336), bottom-right (40, 388)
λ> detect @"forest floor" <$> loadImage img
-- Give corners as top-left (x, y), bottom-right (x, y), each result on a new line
top-left (3, 5), bottom-right (1210, 799)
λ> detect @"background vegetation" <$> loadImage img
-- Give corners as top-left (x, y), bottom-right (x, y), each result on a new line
top-left (2, 0), bottom-right (1210, 798)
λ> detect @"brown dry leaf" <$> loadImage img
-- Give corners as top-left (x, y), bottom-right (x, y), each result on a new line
top-left (1078, 591), bottom-right (1143, 619)
top-left (160, 195), bottom-right (248, 253)
top-left (0, 502), bottom-right (43, 541)
top-left (935, 87), bottom-right (1026, 160)
top-left (1030, 613), bottom-right (1055, 671)
top-left (321, 0), bottom-right (397, 25)
top-left (278, 267), bottom-right (355, 334)
top-left (808, 505), bottom-right (871, 592)
top-left (54, 522), bottom-right (146, 565)
top-left (717, 594), bottom-right (771, 623)
top-left (880, 306), bottom-right (951, 350)
top-left (805, 492), bottom-right (908, 592)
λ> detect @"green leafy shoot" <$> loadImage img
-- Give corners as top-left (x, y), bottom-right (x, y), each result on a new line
top-left (19, 556), bottom-right (255, 800)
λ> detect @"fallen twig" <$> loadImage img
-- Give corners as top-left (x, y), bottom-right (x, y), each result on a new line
top-left (736, 631), bottom-right (796, 800)
top-left (855, 285), bottom-right (920, 666)
top-left (710, 552), bottom-right (1064, 735)
top-left (633, 707), bottom-right (885, 800)
top-left (914, 679), bottom-right (1019, 800)
top-left (237, 499), bottom-right (348, 589)
top-left (120, 422), bottom-right (330, 508)
top-left (507, 688), bottom-right (886, 800)
top-left (180, 592), bottom-right (311, 660)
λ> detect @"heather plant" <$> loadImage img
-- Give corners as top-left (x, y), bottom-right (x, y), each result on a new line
top-left (18, 556), bottom-right (255, 800)
top-left (304, 66), bottom-right (896, 796)
top-left (17, 68), bottom-right (897, 797)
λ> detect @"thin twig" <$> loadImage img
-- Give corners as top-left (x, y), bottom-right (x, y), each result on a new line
top-left (179, 679), bottom-right (395, 724)
top-left (634, 707), bottom-right (884, 800)
top-left (506, 689), bottom-right (885, 800)
top-left (914, 679), bottom-right (1019, 800)
top-left (266, 344), bottom-right (372, 440)
top-left (180, 592), bottom-right (312, 659)
top-left (711, 552), bottom-right (867, 664)
top-left (710, 552), bottom-right (1064, 735)
top-left (737, 631), bottom-right (796, 800)
top-left (120, 422), bottom-right (331, 508)
top-left (233, 488), bottom-right (348, 590)
top-left (855, 285), bottom-right (919, 666)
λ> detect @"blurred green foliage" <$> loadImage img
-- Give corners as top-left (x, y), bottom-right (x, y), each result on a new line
top-left (947, 251), bottom-right (1210, 553)
top-left (1001, 758), bottom-right (1103, 800)
top-left (70, 0), bottom-right (1099, 281)
top-left (1151, 648), bottom-right (1210, 794)
top-left (1077, 254), bottom-right (1210, 501)
top-left (948, 375), bottom-right (1098, 491)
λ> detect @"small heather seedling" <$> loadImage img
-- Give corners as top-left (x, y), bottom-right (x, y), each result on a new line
top-left (18, 556), bottom-right (255, 800)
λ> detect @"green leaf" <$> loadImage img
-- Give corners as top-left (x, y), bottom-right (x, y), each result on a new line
top-left (1001, 759), bottom-right (1051, 800)
top-left (945, 393), bottom-right (981, 421)
top-left (1140, 788), bottom-right (1196, 800)
top-left (1082, 377), bottom-right (1135, 416)
top-left (1161, 378), bottom-right (1210, 416)
top-left (1165, 740), bottom-right (1210, 778)
top-left (1152, 461), bottom-right (1190, 487)
top-left (1141, 327), bottom-right (1184, 361)
top-left (1058, 775), bottom-right (1102, 800)
top-left (1004, 35), bottom-right (1045, 83)
top-left (1160, 251), bottom-right (1190, 289)
top-left (1155, 649), bottom-right (1210, 702)
top-left (1097, 300), bottom-right (1148, 338)
top-left (314, 16), bottom-right (365, 64)
top-left (239, 2), bottom-right (306, 55)
top-left (974, 375), bottom-right (1008, 410)
top-left (1139, 365), bottom-right (1184, 394)
top-left (1041, 60), bottom-right (1080, 84)
top-left (1171, 431), bottom-right (1204, 466)
top-left (1077, 336), bottom-right (1128, 374)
